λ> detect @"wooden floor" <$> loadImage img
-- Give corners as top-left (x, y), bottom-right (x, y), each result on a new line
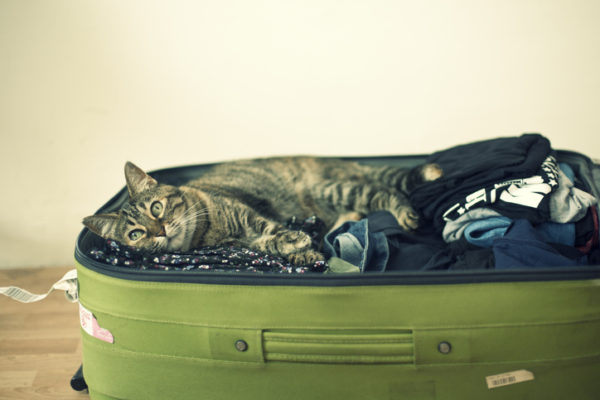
top-left (0, 267), bottom-right (88, 400)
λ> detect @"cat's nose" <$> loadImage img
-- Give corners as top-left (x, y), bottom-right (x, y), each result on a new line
top-left (156, 225), bottom-right (167, 237)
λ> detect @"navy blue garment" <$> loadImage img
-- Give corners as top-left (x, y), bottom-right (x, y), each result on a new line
top-left (367, 211), bottom-right (450, 271)
top-left (492, 219), bottom-right (587, 269)
top-left (367, 211), bottom-right (447, 271)
top-left (322, 218), bottom-right (389, 272)
top-left (409, 134), bottom-right (555, 232)
top-left (367, 211), bottom-right (494, 271)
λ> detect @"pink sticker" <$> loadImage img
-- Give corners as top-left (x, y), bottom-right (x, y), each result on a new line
top-left (79, 303), bottom-right (114, 343)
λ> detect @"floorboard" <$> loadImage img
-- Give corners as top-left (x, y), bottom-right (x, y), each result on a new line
top-left (0, 267), bottom-right (88, 399)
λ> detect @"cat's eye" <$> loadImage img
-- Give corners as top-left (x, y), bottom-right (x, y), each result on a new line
top-left (150, 201), bottom-right (163, 218)
top-left (128, 229), bottom-right (145, 241)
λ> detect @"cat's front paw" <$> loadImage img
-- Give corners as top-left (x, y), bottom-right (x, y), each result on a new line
top-left (272, 230), bottom-right (325, 265)
top-left (274, 230), bottom-right (313, 254)
top-left (395, 206), bottom-right (419, 231)
top-left (287, 249), bottom-right (325, 266)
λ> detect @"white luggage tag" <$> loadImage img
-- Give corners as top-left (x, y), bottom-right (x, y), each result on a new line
top-left (0, 269), bottom-right (78, 303)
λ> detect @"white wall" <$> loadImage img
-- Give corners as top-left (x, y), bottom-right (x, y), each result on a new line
top-left (1, 0), bottom-right (599, 268)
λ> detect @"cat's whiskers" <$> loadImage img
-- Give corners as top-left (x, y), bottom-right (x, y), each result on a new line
top-left (172, 212), bottom-right (209, 229)
top-left (160, 204), bottom-right (213, 251)
top-left (172, 206), bottom-right (213, 228)
top-left (178, 200), bottom-right (204, 218)
top-left (172, 201), bottom-right (210, 223)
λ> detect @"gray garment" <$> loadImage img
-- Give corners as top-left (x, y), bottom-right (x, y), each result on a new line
top-left (549, 167), bottom-right (597, 223)
top-left (442, 208), bottom-right (504, 243)
top-left (325, 257), bottom-right (361, 274)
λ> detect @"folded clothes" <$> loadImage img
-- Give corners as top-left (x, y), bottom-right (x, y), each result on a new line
top-left (442, 163), bottom-right (596, 245)
top-left (410, 134), bottom-right (557, 232)
top-left (463, 215), bottom-right (575, 248)
top-left (443, 208), bottom-right (504, 243)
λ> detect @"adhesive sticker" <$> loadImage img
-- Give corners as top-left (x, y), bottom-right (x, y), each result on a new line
top-left (79, 303), bottom-right (114, 343)
top-left (486, 369), bottom-right (534, 389)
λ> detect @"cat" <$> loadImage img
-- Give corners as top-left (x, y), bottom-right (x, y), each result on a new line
top-left (83, 157), bottom-right (442, 265)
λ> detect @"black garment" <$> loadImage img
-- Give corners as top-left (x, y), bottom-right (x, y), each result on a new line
top-left (589, 248), bottom-right (600, 265)
top-left (89, 239), bottom-right (328, 273)
top-left (409, 134), bottom-right (555, 232)
top-left (575, 207), bottom-right (598, 253)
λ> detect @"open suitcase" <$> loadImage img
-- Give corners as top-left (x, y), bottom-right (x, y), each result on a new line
top-left (74, 138), bottom-right (600, 400)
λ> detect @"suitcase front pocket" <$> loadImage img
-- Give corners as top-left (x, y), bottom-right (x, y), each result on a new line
top-left (263, 330), bottom-right (414, 364)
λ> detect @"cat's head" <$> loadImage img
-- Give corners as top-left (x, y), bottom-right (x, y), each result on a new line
top-left (83, 162), bottom-right (199, 252)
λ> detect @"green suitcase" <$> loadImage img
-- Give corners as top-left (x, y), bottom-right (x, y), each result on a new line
top-left (74, 150), bottom-right (600, 399)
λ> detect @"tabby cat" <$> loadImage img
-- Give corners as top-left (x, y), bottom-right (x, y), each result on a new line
top-left (83, 157), bottom-right (442, 265)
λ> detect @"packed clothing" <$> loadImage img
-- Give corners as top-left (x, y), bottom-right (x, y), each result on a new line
top-left (90, 134), bottom-right (599, 273)
top-left (325, 134), bottom-right (599, 271)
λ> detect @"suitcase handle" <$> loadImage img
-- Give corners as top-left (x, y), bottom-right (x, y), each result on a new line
top-left (262, 330), bottom-right (414, 364)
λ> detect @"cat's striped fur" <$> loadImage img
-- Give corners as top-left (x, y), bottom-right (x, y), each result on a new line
top-left (83, 157), bottom-right (442, 265)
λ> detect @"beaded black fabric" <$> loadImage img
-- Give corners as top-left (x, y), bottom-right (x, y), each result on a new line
top-left (88, 216), bottom-right (329, 274)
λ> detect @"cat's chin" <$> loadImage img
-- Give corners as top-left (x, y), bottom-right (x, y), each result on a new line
top-left (167, 228), bottom-right (186, 250)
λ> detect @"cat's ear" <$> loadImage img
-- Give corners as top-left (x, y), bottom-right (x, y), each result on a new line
top-left (83, 213), bottom-right (120, 237)
top-left (124, 162), bottom-right (157, 197)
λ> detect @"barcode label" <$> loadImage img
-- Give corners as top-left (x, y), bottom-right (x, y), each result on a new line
top-left (0, 286), bottom-right (46, 303)
top-left (486, 370), bottom-right (534, 389)
top-left (491, 376), bottom-right (516, 386)
top-left (0, 269), bottom-right (78, 303)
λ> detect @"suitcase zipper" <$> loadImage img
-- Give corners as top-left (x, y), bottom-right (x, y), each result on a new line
top-left (75, 239), bottom-right (600, 286)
